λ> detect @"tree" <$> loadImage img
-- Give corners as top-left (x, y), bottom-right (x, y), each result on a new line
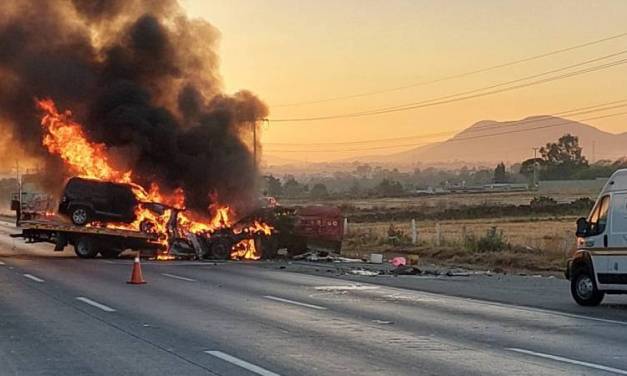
top-left (539, 134), bottom-right (588, 179)
top-left (374, 179), bottom-right (404, 196)
top-left (310, 183), bottom-right (329, 199)
top-left (349, 180), bottom-right (361, 196)
top-left (493, 162), bottom-right (508, 183)
top-left (283, 176), bottom-right (304, 197)
top-left (263, 175), bottom-right (283, 196)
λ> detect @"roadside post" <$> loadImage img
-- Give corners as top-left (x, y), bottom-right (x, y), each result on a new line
top-left (435, 223), bottom-right (441, 246)
top-left (411, 219), bottom-right (417, 244)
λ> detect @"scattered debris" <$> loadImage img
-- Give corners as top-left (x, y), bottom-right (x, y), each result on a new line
top-left (349, 269), bottom-right (380, 276)
top-left (390, 256), bottom-right (407, 267)
top-left (293, 250), bottom-right (363, 263)
top-left (445, 270), bottom-right (471, 277)
top-left (371, 320), bottom-right (393, 325)
top-left (315, 285), bottom-right (379, 291)
top-left (390, 265), bottom-right (422, 275)
top-left (369, 253), bottom-right (383, 264)
top-left (277, 248), bottom-right (289, 256)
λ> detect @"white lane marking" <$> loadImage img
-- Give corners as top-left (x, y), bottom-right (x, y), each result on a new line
top-left (0, 260), bottom-right (5, 265)
top-left (205, 351), bottom-right (281, 376)
top-left (462, 296), bottom-right (627, 326)
top-left (161, 273), bottom-right (196, 282)
top-left (23, 273), bottom-right (44, 282)
top-left (263, 295), bottom-right (326, 310)
top-left (347, 282), bottom-right (627, 327)
top-left (76, 297), bottom-right (116, 312)
top-left (508, 348), bottom-right (627, 375)
top-left (315, 285), bottom-right (379, 291)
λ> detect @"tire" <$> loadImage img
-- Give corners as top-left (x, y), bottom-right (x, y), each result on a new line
top-left (100, 248), bottom-right (122, 259)
top-left (571, 270), bottom-right (605, 306)
top-left (74, 237), bottom-right (98, 258)
top-left (139, 219), bottom-right (156, 234)
top-left (209, 239), bottom-right (231, 260)
top-left (260, 237), bottom-right (279, 259)
top-left (70, 206), bottom-right (91, 226)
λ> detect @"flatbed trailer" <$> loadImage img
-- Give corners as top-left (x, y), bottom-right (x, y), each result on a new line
top-left (11, 220), bottom-right (161, 258)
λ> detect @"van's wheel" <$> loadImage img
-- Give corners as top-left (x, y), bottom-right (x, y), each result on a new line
top-left (74, 237), bottom-right (98, 258)
top-left (100, 248), bottom-right (122, 259)
top-left (70, 206), bottom-right (91, 226)
top-left (571, 270), bottom-right (605, 306)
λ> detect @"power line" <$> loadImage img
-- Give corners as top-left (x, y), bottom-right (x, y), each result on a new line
top-left (269, 53), bottom-right (627, 122)
top-left (265, 111), bottom-right (627, 153)
top-left (265, 98), bottom-right (627, 146)
top-left (264, 131), bottom-right (455, 146)
top-left (272, 31), bottom-right (627, 107)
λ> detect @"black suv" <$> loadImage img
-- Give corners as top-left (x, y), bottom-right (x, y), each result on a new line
top-left (59, 177), bottom-right (138, 225)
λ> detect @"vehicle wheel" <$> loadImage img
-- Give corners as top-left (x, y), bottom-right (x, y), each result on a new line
top-left (571, 271), bottom-right (605, 306)
top-left (260, 237), bottom-right (279, 259)
top-left (100, 248), bottom-right (122, 259)
top-left (209, 239), bottom-right (231, 260)
top-left (74, 237), bottom-right (98, 258)
top-left (139, 219), bottom-right (156, 234)
top-left (70, 206), bottom-right (91, 226)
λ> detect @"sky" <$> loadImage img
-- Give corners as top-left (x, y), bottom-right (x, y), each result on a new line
top-left (182, 0), bottom-right (627, 162)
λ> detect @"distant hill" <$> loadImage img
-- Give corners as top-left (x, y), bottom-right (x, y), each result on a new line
top-left (352, 116), bottom-right (627, 166)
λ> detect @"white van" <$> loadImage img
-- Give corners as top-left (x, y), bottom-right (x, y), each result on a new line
top-left (567, 169), bottom-right (627, 305)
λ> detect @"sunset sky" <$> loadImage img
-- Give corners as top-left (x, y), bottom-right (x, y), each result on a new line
top-left (182, 0), bottom-right (627, 162)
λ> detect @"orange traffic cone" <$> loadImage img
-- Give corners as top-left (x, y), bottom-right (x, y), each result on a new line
top-left (127, 255), bottom-right (146, 284)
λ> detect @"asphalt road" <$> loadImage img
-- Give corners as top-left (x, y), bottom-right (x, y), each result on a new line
top-left (1, 220), bottom-right (627, 375)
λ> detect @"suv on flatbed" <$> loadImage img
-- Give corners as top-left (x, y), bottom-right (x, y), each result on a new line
top-left (59, 177), bottom-right (138, 225)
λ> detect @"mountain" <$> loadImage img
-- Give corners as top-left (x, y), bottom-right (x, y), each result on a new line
top-left (357, 116), bottom-right (627, 166)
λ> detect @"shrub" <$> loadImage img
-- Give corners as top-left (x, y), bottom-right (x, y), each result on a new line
top-left (465, 226), bottom-right (509, 252)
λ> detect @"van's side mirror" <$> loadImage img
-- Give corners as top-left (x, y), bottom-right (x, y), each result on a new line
top-left (576, 217), bottom-right (589, 237)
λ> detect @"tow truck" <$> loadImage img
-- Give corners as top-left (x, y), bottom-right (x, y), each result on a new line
top-left (12, 219), bottom-right (162, 258)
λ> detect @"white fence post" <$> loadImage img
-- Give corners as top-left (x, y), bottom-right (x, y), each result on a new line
top-left (436, 223), bottom-right (441, 246)
top-left (343, 217), bottom-right (349, 236)
top-left (411, 219), bottom-right (417, 244)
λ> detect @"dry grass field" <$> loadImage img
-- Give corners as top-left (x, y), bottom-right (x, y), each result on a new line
top-left (283, 189), bottom-right (596, 273)
top-left (341, 216), bottom-right (577, 273)
top-left (281, 190), bottom-right (594, 211)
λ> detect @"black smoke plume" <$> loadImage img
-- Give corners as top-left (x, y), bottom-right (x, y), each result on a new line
top-left (0, 0), bottom-right (268, 214)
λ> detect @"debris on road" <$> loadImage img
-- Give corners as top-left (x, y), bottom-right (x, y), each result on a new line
top-left (369, 253), bottom-right (383, 264)
top-left (349, 269), bottom-right (381, 276)
top-left (390, 256), bottom-right (407, 267)
top-left (293, 250), bottom-right (363, 263)
top-left (390, 265), bottom-right (422, 275)
top-left (371, 320), bottom-right (393, 325)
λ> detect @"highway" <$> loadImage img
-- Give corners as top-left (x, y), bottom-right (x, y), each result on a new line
top-left (1, 220), bottom-right (627, 375)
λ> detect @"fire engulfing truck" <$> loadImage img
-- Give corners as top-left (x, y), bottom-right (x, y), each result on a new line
top-left (11, 177), bottom-right (344, 259)
top-left (12, 204), bottom-right (344, 260)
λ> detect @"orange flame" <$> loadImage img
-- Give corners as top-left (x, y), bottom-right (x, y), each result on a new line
top-left (37, 99), bottom-right (131, 183)
top-left (37, 98), bottom-right (273, 259)
top-left (231, 239), bottom-right (261, 260)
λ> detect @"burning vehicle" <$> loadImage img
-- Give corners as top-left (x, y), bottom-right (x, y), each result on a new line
top-left (2, 1), bottom-right (343, 262)
top-left (59, 177), bottom-right (140, 225)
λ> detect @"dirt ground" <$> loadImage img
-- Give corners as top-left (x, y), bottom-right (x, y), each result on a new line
top-left (340, 216), bottom-right (576, 273)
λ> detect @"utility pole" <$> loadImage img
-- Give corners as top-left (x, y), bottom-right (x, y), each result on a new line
top-left (252, 121), bottom-right (257, 164)
top-left (532, 147), bottom-right (539, 189)
top-left (15, 159), bottom-right (22, 225)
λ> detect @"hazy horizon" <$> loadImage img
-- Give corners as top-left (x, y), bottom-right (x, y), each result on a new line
top-left (183, 0), bottom-right (627, 162)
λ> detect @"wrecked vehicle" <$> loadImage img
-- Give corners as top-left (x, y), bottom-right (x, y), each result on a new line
top-left (58, 177), bottom-right (140, 225)
top-left (11, 190), bottom-right (54, 222)
top-left (244, 205), bottom-right (345, 258)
